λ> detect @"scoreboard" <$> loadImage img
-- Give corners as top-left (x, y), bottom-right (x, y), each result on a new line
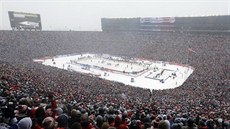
top-left (8, 11), bottom-right (42, 31)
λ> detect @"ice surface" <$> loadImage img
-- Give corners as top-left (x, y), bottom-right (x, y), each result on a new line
top-left (34, 53), bottom-right (194, 90)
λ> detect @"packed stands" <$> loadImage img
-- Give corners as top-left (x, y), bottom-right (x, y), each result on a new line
top-left (0, 30), bottom-right (229, 129)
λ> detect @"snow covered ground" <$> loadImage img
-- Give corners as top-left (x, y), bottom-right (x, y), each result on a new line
top-left (33, 53), bottom-right (194, 90)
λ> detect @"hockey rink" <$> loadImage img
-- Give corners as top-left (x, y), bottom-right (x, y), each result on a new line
top-left (33, 53), bottom-right (194, 90)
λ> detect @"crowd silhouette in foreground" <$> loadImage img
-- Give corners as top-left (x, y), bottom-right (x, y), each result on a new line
top-left (0, 30), bottom-right (229, 129)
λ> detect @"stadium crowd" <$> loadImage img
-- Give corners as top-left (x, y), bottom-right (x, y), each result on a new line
top-left (0, 30), bottom-right (229, 129)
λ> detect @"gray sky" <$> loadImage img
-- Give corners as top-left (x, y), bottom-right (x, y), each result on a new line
top-left (0, 0), bottom-right (229, 31)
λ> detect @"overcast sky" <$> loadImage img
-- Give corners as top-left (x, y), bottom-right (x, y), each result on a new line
top-left (0, 0), bottom-right (229, 31)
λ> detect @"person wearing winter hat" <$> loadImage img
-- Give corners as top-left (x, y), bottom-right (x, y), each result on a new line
top-left (16, 105), bottom-right (29, 121)
top-left (69, 109), bottom-right (82, 128)
top-left (101, 122), bottom-right (110, 129)
top-left (108, 116), bottom-right (115, 127)
top-left (80, 113), bottom-right (94, 129)
top-left (95, 115), bottom-right (104, 129)
top-left (55, 107), bottom-right (64, 116)
top-left (18, 117), bottom-right (32, 129)
top-left (158, 120), bottom-right (169, 129)
top-left (164, 120), bottom-right (170, 129)
top-left (56, 114), bottom-right (69, 129)
top-left (42, 117), bottom-right (57, 129)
